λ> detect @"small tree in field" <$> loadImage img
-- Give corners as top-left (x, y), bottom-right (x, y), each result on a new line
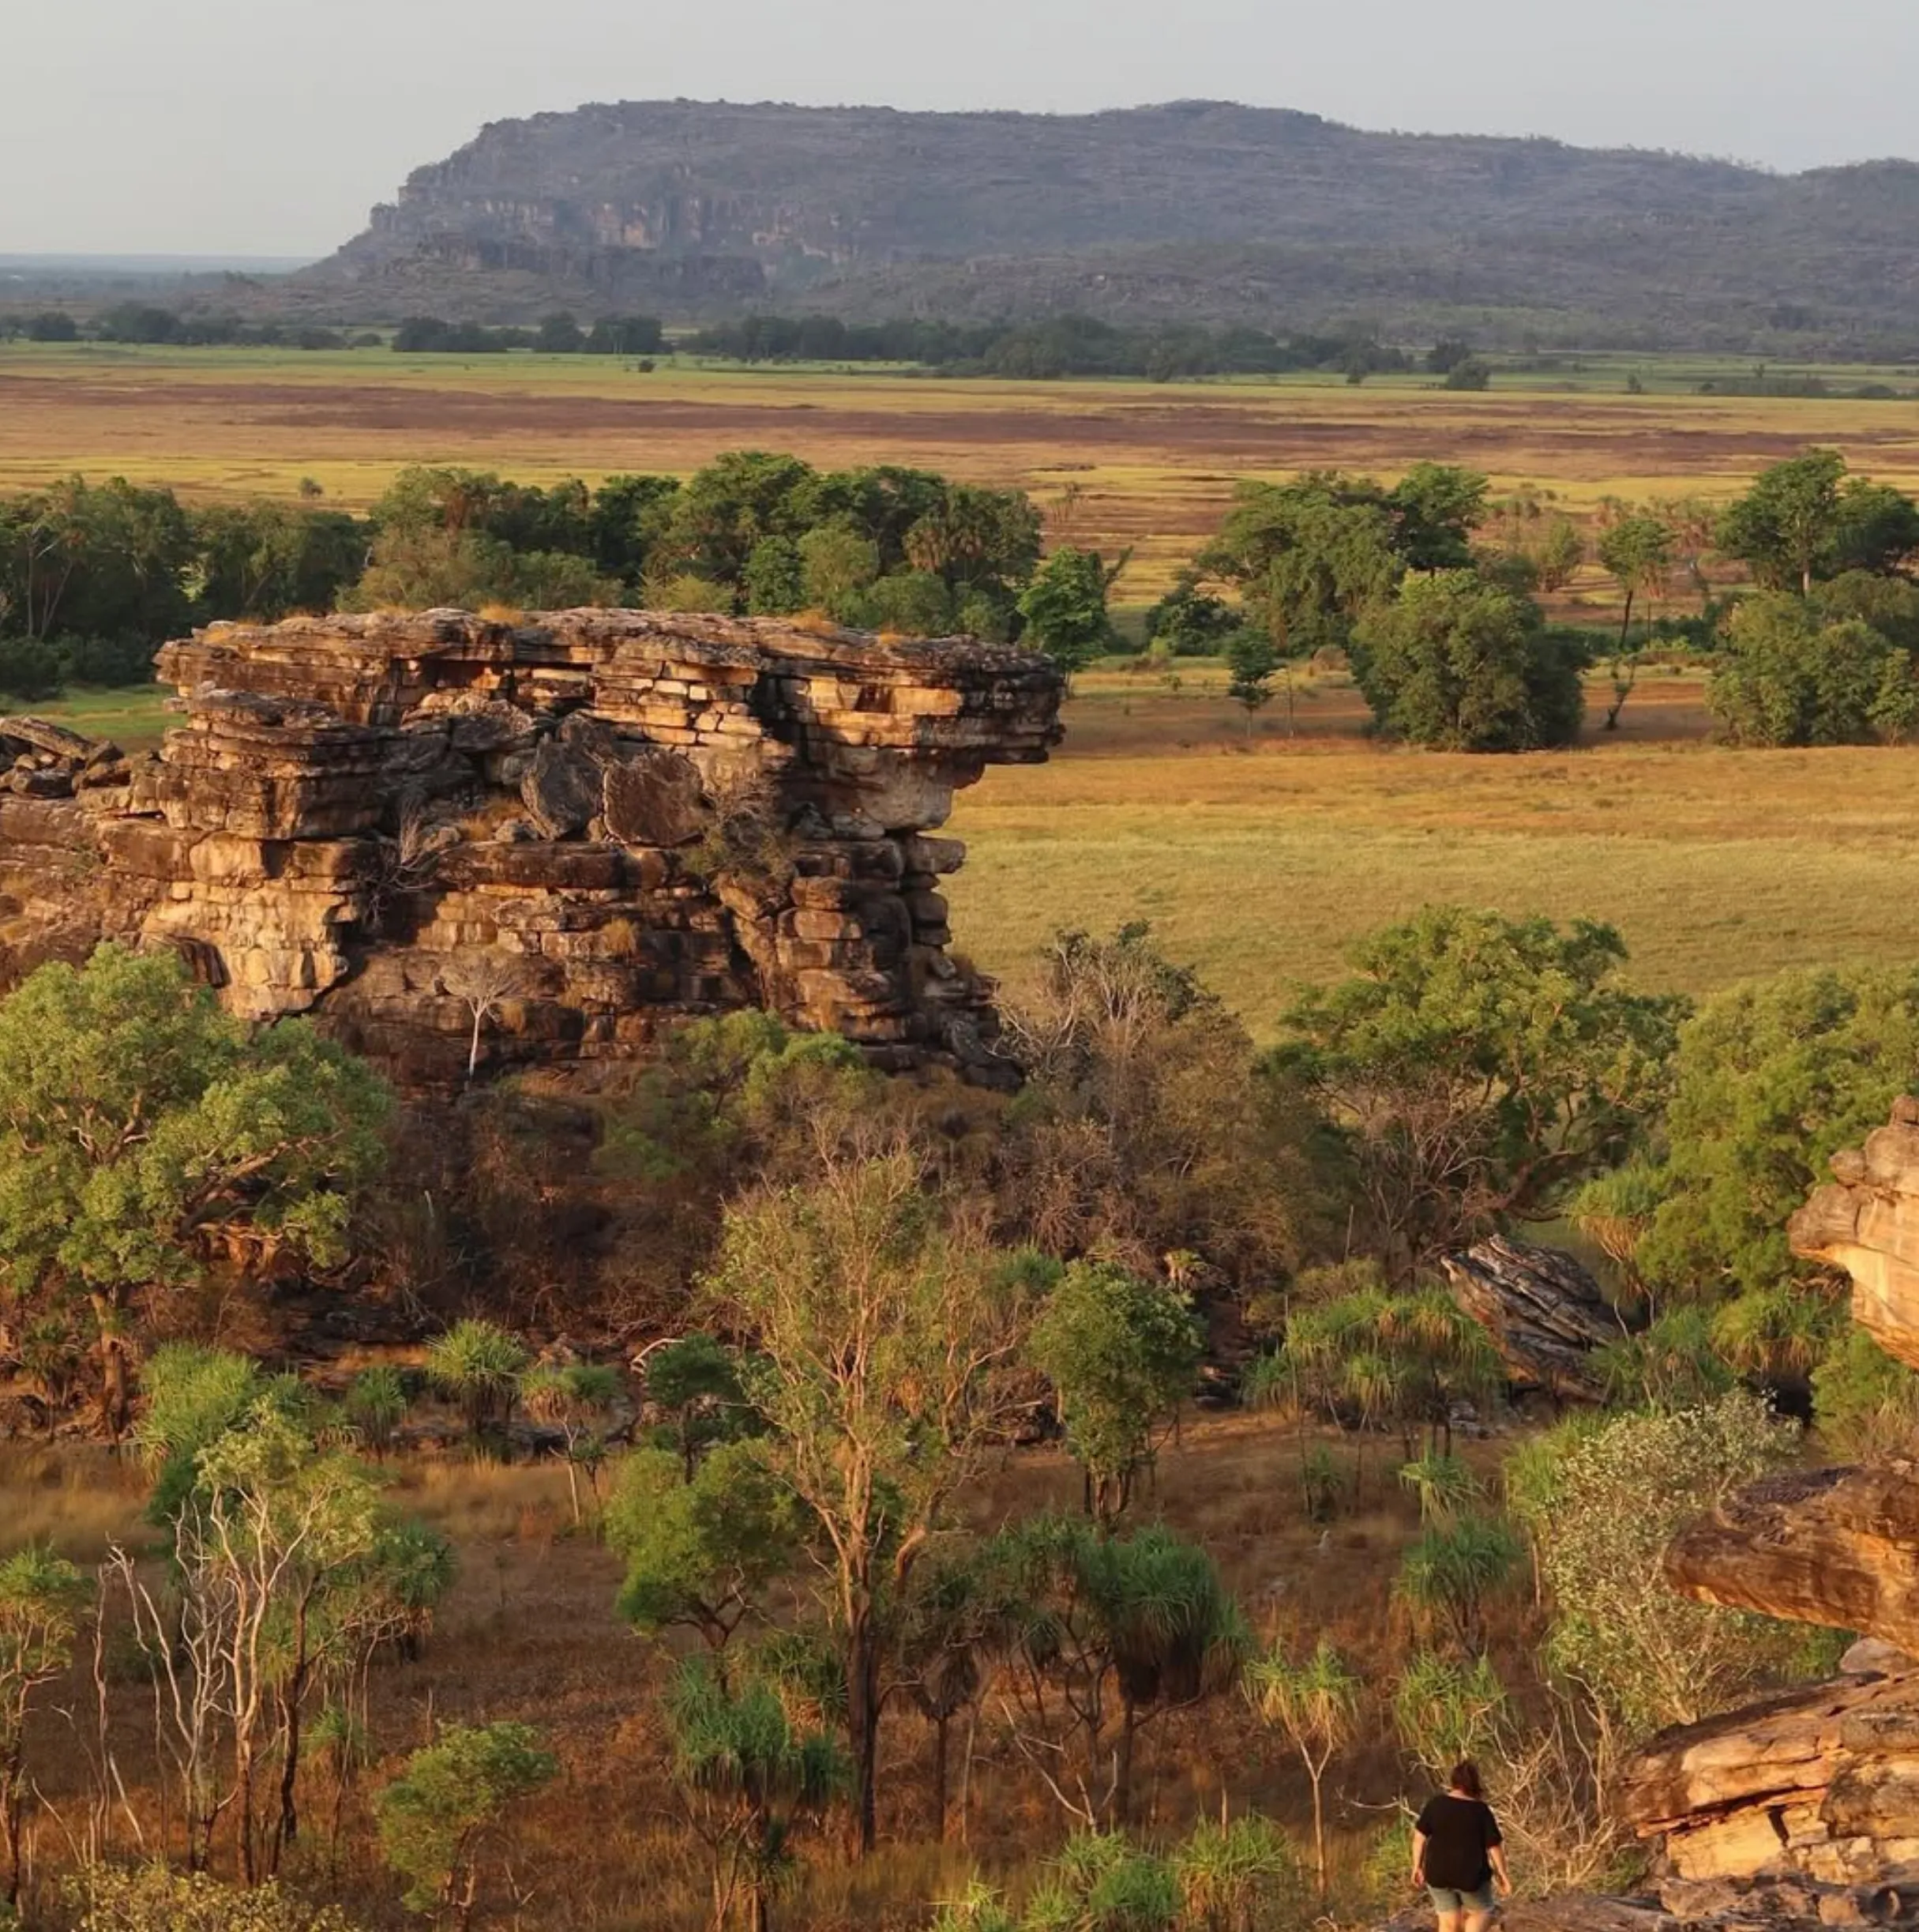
top-left (440, 953), bottom-right (527, 1082)
top-left (1245, 1638), bottom-right (1361, 1897)
top-left (375, 1723), bottom-right (557, 1930)
top-left (1028, 1260), bottom-right (1202, 1530)
top-left (1017, 547), bottom-right (1123, 680)
top-left (1222, 629), bottom-right (1279, 734)
top-left (644, 1333), bottom-right (753, 1481)
top-left (0, 1548), bottom-right (88, 1905)
top-left (425, 1321), bottom-right (530, 1460)
top-left (1594, 513), bottom-right (1673, 729)
top-left (520, 1361), bottom-right (622, 1525)
top-left (703, 1152), bottom-right (1039, 1853)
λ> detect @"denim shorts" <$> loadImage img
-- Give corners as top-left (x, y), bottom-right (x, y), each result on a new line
top-left (1427, 1881), bottom-right (1497, 1914)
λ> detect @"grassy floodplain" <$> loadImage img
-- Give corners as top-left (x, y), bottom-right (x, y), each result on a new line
top-left (15, 339), bottom-right (1919, 1021)
top-left (9, 340), bottom-right (1919, 600)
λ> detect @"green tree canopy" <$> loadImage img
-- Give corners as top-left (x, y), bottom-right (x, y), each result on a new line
top-left (1018, 547), bottom-right (1119, 677)
top-left (1351, 567), bottom-right (1586, 750)
top-left (1707, 592), bottom-right (1919, 746)
top-left (0, 945), bottom-right (389, 1434)
top-left (1279, 908), bottom-right (1681, 1271)
top-left (1714, 449), bottom-right (1919, 592)
top-left (1027, 1260), bottom-right (1203, 1528)
top-left (1579, 964), bottom-right (1919, 1306)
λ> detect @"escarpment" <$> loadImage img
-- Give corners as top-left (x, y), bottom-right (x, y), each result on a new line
top-left (0, 609), bottom-right (1063, 1084)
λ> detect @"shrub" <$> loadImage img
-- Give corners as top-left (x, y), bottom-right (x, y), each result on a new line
top-left (1352, 569), bottom-right (1585, 750)
top-left (374, 1723), bottom-right (557, 1921)
top-left (1812, 1326), bottom-right (1919, 1460)
top-left (69, 1864), bottom-right (362, 1931)
top-left (1530, 1393), bottom-right (1812, 1736)
top-left (1708, 594), bottom-right (1918, 746)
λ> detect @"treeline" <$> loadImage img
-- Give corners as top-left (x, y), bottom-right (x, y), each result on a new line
top-left (392, 312), bottom-right (665, 355)
top-left (0, 457), bottom-right (1082, 699)
top-left (684, 310), bottom-right (1416, 379)
top-left (1142, 449), bottom-right (1919, 750)
top-left (0, 306), bottom-right (376, 350)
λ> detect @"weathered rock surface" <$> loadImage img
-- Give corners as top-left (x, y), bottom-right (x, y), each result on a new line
top-left (0, 609), bottom-right (1062, 1083)
top-left (1440, 1235), bottom-right (1630, 1400)
top-left (1791, 1097), bottom-right (1919, 1373)
top-left (1663, 1464), bottom-right (1919, 1658)
top-left (1373, 1875), bottom-right (1919, 1930)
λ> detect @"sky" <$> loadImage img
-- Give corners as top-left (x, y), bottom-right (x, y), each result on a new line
top-left (8, 0), bottom-right (1917, 257)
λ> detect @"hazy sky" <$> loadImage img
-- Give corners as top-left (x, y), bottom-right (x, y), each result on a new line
top-left (9, 0), bottom-right (1917, 256)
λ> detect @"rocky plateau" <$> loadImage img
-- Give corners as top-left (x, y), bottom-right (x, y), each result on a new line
top-left (0, 607), bottom-right (1062, 1084)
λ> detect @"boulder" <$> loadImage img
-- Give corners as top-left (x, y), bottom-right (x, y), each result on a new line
top-left (0, 608), bottom-right (1064, 1084)
top-left (1791, 1099), bottom-right (1919, 1371)
top-left (603, 746), bottom-right (710, 848)
top-left (520, 735), bottom-right (603, 839)
top-left (1440, 1235), bottom-right (1628, 1400)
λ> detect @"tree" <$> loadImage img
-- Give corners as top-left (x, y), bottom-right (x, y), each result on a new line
top-left (1594, 513), bottom-right (1674, 730)
top-left (603, 1441), bottom-right (798, 1652)
top-left (990, 1517), bottom-right (1247, 1829)
top-left (1715, 449), bottom-right (1919, 592)
top-left (1199, 475), bottom-right (1403, 655)
top-left (1707, 594), bottom-right (1918, 746)
top-left (1143, 580), bottom-right (1239, 656)
top-left (701, 1152), bottom-right (1038, 1852)
top-left (643, 1333), bottom-right (756, 1480)
top-left (1531, 513), bottom-right (1586, 592)
top-left (1222, 629), bottom-right (1279, 732)
top-left (438, 953), bottom-right (527, 1082)
top-left (1393, 1515), bottom-right (1524, 1652)
top-left (664, 1659), bottom-right (845, 1932)
top-left (1027, 1261), bottom-right (1202, 1529)
top-left (1581, 964), bottom-right (1919, 1307)
top-left (0, 1548), bottom-right (88, 1905)
top-left (1392, 1652), bottom-right (1508, 1783)
top-left (1351, 567), bottom-right (1586, 750)
top-left (1245, 1638), bottom-right (1361, 1896)
top-left (1279, 908), bottom-right (1682, 1273)
top-left (1390, 463), bottom-right (1490, 572)
top-left (520, 1360), bottom-right (622, 1525)
top-left (424, 1320), bottom-right (530, 1460)
top-left (375, 1723), bottom-right (557, 1930)
top-left (534, 313), bottom-right (584, 355)
top-left (1018, 547), bottom-right (1120, 678)
top-left (0, 945), bottom-right (389, 1436)
top-left (1517, 1394), bottom-right (1811, 1736)
top-left (1000, 925), bottom-right (1316, 1287)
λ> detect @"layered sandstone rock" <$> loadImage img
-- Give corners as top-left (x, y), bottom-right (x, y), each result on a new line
top-left (0, 609), bottom-right (1062, 1083)
top-left (1440, 1235), bottom-right (1629, 1401)
top-left (1790, 1097), bottom-right (1919, 1373)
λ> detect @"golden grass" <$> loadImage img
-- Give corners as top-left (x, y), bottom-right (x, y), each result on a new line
top-left (8, 344), bottom-right (1919, 598)
top-left (951, 671), bottom-right (1919, 1027)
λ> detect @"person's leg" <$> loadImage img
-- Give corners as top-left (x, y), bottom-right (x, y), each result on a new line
top-left (1435, 1910), bottom-right (1463, 1932)
top-left (1462, 1913), bottom-right (1492, 1932)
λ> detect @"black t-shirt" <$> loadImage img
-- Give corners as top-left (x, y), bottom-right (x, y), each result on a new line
top-left (1416, 1792), bottom-right (1501, 1890)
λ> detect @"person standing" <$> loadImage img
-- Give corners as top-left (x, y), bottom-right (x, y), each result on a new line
top-left (1411, 1761), bottom-right (1512, 1931)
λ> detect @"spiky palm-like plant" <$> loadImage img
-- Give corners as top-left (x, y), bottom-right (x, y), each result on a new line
top-left (424, 1320), bottom-right (530, 1459)
top-left (1245, 1637), bottom-right (1361, 1897)
top-left (666, 1658), bottom-right (846, 1932)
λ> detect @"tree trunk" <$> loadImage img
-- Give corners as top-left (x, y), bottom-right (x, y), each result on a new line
top-left (90, 1291), bottom-right (129, 1445)
top-left (1115, 1703), bottom-right (1137, 1828)
top-left (1311, 1771), bottom-right (1328, 1896)
top-left (845, 1618), bottom-right (882, 1856)
top-left (3, 1746), bottom-right (24, 1908)
top-left (932, 1712), bottom-right (951, 1843)
top-left (468, 1007), bottom-right (483, 1081)
top-left (271, 1631), bottom-right (310, 1875)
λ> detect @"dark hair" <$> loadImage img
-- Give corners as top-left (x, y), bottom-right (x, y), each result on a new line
top-left (1448, 1761), bottom-right (1485, 1799)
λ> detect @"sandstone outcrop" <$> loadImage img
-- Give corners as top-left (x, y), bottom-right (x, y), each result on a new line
top-left (1790, 1096), bottom-right (1919, 1373)
top-left (0, 609), bottom-right (1063, 1083)
top-left (1440, 1235), bottom-right (1629, 1400)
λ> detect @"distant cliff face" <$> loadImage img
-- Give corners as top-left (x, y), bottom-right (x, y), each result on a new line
top-left (298, 100), bottom-right (1919, 348)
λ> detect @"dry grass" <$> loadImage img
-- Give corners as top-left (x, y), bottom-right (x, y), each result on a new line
top-left (950, 667), bottom-right (1919, 1028)
top-left (1, 1415), bottom-right (1513, 1929)
top-left (7, 344), bottom-right (1919, 599)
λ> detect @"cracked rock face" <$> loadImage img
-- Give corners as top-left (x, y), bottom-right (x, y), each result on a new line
top-left (0, 608), bottom-right (1062, 1084)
